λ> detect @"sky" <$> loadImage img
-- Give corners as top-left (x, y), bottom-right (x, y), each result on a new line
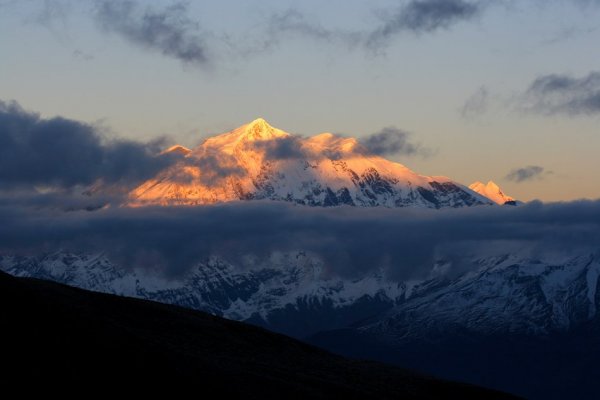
top-left (1, 0), bottom-right (600, 201)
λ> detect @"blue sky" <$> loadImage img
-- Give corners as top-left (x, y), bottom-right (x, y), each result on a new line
top-left (1, 0), bottom-right (599, 201)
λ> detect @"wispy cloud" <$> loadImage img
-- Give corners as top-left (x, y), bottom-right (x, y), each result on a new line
top-left (13, 0), bottom-right (600, 66)
top-left (506, 165), bottom-right (548, 182)
top-left (93, 0), bottom-right (210, 65)
top-left (268, 9), bottom-right (334, 43)
top-left (519, 71), bottom-right (600, 116)
top-left (261, 1), bottom-right (491, 53)
top-left (366, 0), bottom-right (484, 48)
top-left (461, 86), bottom-right (489, 119)
top-left (73, 49), bottom-right (94, 61)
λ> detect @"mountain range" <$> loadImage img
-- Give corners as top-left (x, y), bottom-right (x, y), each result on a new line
top-left (7, 119), bottom-right (587, 398)
top-left (2, 248), bottom-right (599, 398)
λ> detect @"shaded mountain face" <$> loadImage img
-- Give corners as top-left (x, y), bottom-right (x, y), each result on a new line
top-left (308, 253), bottom-right (600, 400)
top-left (128, 118), bottom-right (491, 208)
top-left (0, 271), bottom-right (514, 398)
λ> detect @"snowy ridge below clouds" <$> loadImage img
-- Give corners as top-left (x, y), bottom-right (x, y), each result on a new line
top-left (2, 250), bottom-right (599, 338)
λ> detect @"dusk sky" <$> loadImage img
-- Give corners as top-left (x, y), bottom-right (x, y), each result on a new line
top-left (2, 0), bottom-right (599, 201)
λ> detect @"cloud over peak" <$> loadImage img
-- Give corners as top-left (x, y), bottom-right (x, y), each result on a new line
top-left (360, 126), bottom-right (427, 157)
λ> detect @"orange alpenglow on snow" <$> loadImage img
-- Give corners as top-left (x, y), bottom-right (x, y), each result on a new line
top-left (468, 181), bottom-right (516, 205)
top-left (127, 118), bottom-right (493, 208)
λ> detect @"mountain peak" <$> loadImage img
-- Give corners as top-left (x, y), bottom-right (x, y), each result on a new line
top-left (243, 118), bottom-right (280, 140)
top-left (486, 180), bottom-right (500, 191)
top-left (161, 144), bottom-right (191, 156)
top-left (249, 117), bottom-right (269, 126)
top-left (469, 180), bottom-right (515, 205)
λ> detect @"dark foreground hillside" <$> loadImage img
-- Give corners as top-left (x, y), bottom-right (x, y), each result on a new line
top-left (0, 271), bottom-right (514, 398)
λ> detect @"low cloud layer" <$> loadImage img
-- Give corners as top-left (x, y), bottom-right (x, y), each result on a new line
top-left (94, 0), bottom-right (209, 65)
top-left (506, 165), bottom-right (547, 182)
top-left (1, 200), bottom-right (599, 282)
top-left (0, 100), bottom-right (180, 191)
top-left (520, 71), bottom-right (600, 116)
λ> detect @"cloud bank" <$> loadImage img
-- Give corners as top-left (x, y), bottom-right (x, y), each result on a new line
top-left (1, 199), bottom-right (599, 282)
top-left (0, 100), bottom-right (180, 191)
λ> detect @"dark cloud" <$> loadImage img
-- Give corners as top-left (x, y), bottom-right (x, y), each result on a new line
top-left (520, 71), bottom-right (600, 116)
top-left (250, 136), bottom-right (306, 160)
top-left (192, 153), bottom-right (245, 187)
top-left (360, 127), bottom-right (428, 157)
top-left (367, 0), bottom-right (484, 48)
top-left (395, 0), bottom-right (482, 32)
top-left (506, 165), bottom-right (547, 182)
top-left (0, 100), bottom-right (180, 192)
top-left (1, 200), bottom-right (599, 282)
top-left (461, 86), bottom-right (489, 119)
top-left (249, 129), bottom-right (429, 160)
top-left (94, 0), bottom-right (209, 65)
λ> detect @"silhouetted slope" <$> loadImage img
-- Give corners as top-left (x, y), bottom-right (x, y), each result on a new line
top-left (308, 325), bottom-right (600, 400)
top-left (0, 272), bottom-right (514, 398)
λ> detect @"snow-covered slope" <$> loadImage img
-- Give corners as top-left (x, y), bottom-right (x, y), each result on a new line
top-left (305, 252), bottom-right (600, 399)
top-left (360, 253), bottom-right (600, 340)
top-left (3, 250), bottom-right (599, 339)
top-left (0, 251), bottom-right (408, 337)
top-left (469, 181), bottom-right (516, 205)
top-left (128, 118), bottom-right (491, 208)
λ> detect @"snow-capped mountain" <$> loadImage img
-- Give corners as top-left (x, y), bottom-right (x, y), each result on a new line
top-left (469, 180), bottom-right (517, 205)
top-left (359, 252), bottom-right (600, 340)
top-left (3, 249), bottom-right (598, 340)
top-left (128, 118), bottom-right (492, 208)
top-left (307, 252), bottom-right (600, 399)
